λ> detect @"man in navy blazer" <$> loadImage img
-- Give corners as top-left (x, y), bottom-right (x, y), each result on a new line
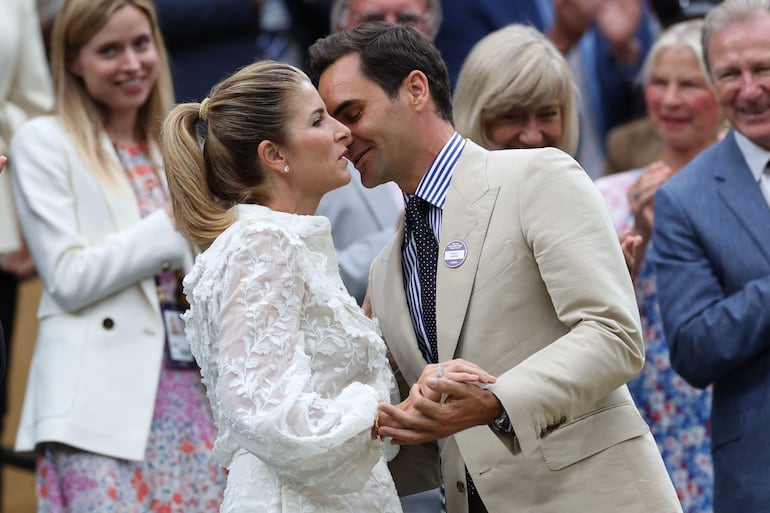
top-left (651, 0), bottom-right (770, 511)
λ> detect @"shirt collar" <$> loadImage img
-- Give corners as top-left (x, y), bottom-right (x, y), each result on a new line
top-left (405, 132), bottom-right (466, 209)
top-left (735, 131), bottom-right (770, 183)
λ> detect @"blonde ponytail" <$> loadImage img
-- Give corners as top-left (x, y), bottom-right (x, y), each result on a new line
top-left (161, 103), bottom-right (235, 247)
top-left (161, 60), bottom-right (310, 247)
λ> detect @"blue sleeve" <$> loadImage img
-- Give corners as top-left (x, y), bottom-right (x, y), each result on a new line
top-left (593, 3), bottom-right (657, 132)
top-left (651, 185), bottom-right (770, 389)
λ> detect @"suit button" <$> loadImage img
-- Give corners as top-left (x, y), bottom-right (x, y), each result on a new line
top-left (456, 481), bottom-right (465, 493)
top-left (560, 416), bottom-right (567, 424)
top-left (102, 318), bottom-right (115, 330)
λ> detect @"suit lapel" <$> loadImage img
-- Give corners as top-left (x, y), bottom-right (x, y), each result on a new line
top-left (714, 133), bottom-right (770, 262)
top-left (436, 142), bottom-right (498, 362)
top-left (376, 226), bottom-right (427, 384)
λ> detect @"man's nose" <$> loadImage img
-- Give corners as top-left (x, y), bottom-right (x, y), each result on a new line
top-left (738, 71), bottom-right (763, 100)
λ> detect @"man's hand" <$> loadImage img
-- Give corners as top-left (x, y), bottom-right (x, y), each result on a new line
top-left (415, 359), bottom-right (496, 402)
top-left (596, 0), bottom-right (643, 63)
top-left (377, 377), bottom-right (501, 444)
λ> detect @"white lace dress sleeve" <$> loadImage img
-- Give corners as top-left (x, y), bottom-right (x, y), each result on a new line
top-left (183, 206), bottom-right (401, 513)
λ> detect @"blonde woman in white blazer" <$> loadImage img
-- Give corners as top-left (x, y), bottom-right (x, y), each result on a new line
top-left (10, 0), bottom-right (226, 511)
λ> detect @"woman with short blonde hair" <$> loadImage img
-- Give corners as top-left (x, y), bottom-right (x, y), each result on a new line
top-left (453, 24), bottom-right (580, 156)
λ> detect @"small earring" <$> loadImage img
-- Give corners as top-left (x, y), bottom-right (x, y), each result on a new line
top-left (283, 165), bottom-right (290, 173)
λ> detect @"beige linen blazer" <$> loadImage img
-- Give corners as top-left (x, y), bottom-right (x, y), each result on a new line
top-left (371, 141), bottom-right (681, 513)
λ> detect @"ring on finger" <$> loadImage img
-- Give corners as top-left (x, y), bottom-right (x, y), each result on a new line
top-left (437, 364), bottom-right (444, 378)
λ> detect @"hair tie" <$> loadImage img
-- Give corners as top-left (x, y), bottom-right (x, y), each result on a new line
top-left (199, 97), bottom-right (210, 122)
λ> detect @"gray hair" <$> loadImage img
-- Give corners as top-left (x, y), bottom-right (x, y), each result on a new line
top-left (641, 18), bottom-right (708, 85)
top-left (702, 0), bottom-right (770, 75)
top-left (329, 0), bottom-right (442, 39)
top-left (452, 24), bottom-right (580, 155)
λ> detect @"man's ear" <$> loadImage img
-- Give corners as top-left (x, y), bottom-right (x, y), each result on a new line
top-left (257, 140), bottom-right (287, 174)
top-left (403, 70), bottom-right (430, 112)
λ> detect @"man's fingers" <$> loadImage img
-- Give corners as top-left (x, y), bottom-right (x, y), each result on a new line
top-left (440, 359), bottom-right (496, 382)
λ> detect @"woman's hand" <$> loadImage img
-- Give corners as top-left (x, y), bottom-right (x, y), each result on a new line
top-left (619, 228), bottom-right (645, 282)
top-left (627, 161), bottom-right (674, 239)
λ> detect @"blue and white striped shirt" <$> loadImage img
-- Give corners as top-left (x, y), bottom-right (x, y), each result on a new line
top-left (402, 132), bottom-right (466, 363)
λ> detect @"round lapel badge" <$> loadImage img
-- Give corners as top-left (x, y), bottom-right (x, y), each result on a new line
top-left (443, 240), bottom-right (467, 268)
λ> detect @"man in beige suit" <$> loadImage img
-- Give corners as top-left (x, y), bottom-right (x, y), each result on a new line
top-left (309, 23), bottom-right (681, 513)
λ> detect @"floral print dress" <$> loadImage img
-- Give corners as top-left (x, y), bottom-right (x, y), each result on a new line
top-left (35, 143), bottom-right (227, 513)
top-left (596, 170), bottom-right (714, 513)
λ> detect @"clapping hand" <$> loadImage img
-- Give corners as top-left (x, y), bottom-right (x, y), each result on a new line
top-left (618, 228), bottom-right (645, 282)
top-left (549, 0), bottom-right (642, 63)
top-left (596, 0), bottom-right (643, 63)
top-left (627, 160), bottom-right (675, 240)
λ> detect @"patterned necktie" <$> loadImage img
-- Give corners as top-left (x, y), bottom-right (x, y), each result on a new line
top-left (405, 196), bottom-right (438, 362)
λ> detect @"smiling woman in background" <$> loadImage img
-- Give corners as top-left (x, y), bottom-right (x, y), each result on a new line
top-left (9, 0), bottom-right (226, 511)
top-left (594, 18), bottom-right (722, 513)
top-left (452, 23), bottom-right (579, 156)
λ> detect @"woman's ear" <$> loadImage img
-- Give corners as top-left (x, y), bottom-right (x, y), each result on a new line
top-left (257, 140), bottom-right (287, 175)
top-left (68, 50), bottom-right (84, 77)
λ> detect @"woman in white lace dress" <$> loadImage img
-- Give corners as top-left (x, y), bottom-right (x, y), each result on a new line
top-left (159, 60), bottom-right (403, 513)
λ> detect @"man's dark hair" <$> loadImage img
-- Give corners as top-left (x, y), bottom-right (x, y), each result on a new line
top-left (307, 22), bottom-right (453, 123)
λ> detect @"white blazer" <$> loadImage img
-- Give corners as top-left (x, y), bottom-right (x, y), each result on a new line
top-left (0, 0), bottom-right (53, 254)
top-left (10, 116), bottom-right (195, 461)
